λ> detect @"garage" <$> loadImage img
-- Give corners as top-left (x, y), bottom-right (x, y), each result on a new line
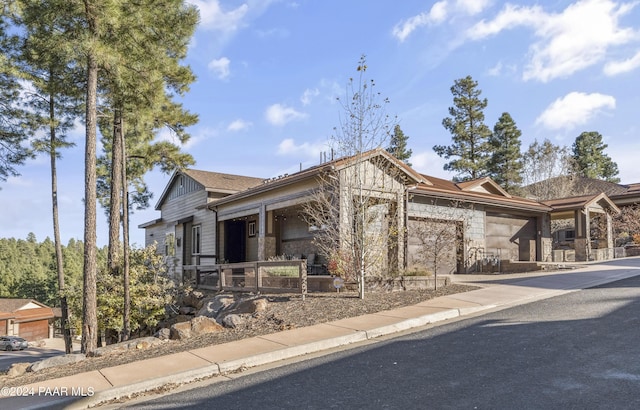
top-left (407, 217), bottom-right (461, 275)
top-left (485, 213), bottom-right (537, 261)
top-left (0, 299), bottom-right (54, 341)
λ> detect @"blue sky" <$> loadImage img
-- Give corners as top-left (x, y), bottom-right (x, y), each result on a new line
top-left (3, 0), bottom-right (640, 247)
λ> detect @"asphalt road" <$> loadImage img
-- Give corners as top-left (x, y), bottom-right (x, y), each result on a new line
top-left (0, 346), bottom-right (63, 372)
top-left (126, 275), bottom-right (640, 410)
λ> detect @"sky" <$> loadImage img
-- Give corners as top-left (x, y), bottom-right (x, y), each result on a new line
top-left (2, 0), bottom-right (640, 247)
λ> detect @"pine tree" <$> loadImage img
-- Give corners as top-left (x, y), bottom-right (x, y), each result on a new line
top-left (487, 112), bottom-right (523, 193)
top-left (387, 124), bottom-right (412, 166)
top-left (434, 75), bottom-right (492, 181)
top-left (572, 131), bottom-right (620, 183)
top-left (0, 9), bottom-right (31, 183)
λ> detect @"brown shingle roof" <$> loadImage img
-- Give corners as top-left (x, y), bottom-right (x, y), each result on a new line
top-left (414, 175), bottom-right (551, 212)
top-left (0, 298), bottom-right (45, 313)
top-left (182, 169), bottom-right (264, 193)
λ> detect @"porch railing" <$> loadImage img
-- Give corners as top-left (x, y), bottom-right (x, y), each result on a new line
top-left (183, 260), bottom-right (309, 299)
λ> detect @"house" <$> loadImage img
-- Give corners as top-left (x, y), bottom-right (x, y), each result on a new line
top-left (0, 299), bottom-right (55, 341)
top-left (523, 176), bottom-right (640, 260)
top-left (141, 149), bottom-right (579, 280)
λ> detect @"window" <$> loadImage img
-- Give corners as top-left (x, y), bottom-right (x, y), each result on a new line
top-left (192, 225), bottom-right (201, 255)
top-left (565, 230), bottom-right (575, 240)
top-left (248, 221), bottom-right (256, 237)
top-left (165, 232), bottom-right (175, 256)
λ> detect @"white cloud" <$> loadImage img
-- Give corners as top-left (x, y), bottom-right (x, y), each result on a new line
top-left (392, 1), bottom-right (449, 42)
top-left (535, 91), bottom-right (616, 131)
top-left (187, 0), bottom-right (249, 32)
top-left (227, 119), bottom-right (252, 132)
top-left (277, 138), bottom-right (325, 158)
top-left (300, 88), bottom-right (320, 106)
top-left (410, 151), bottom-right (452, 180)
top-left (265, 104), bottom-right (307, 126)
top-left (467, 0), bottom-right (638, 82)
top-left (455, 0), bottom-right (492, 16)
top-left (208, 57), bottom-right (231, 79)
top-left (393, 0), bottom-right (493, 42)
top-left (604, 50), bottom-right (640, 75)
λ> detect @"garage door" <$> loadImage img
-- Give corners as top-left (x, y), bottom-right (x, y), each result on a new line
top-left (18, 320), bottom-right (49, 341)
top-left (485, 213), bottom-right (536, 261)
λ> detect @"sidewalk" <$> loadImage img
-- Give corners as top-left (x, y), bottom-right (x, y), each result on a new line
top-left (5, 257), bottom-right (640, 409)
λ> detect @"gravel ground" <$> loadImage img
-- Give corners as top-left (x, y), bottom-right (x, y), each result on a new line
top-left (2, 284), bottom-right (477, 387)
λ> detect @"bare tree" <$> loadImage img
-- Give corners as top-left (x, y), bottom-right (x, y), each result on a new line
top-left (302, 56), bottom-right (398, 299)
top-left (521, 139), bottom-right (576, 200)
top-left (408, 200), bottom-right (470, 289)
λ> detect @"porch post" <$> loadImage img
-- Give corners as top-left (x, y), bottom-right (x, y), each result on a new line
top-left (258, 203), bottom-right (266, 261)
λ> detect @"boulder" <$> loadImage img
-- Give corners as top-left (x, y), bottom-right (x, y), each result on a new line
top-left (191, 316), bottom-right (224, 335)
top-left (93, 337), bottom-right (164, 357)
top-left (29, 353), bottom-right (86, 372)
top-left (170, 321), bottom-right (192, 340)
top-left (170, 316), bottom-right (225, 340)
top-left (181, 290), bottom-right (205, 309)
top-left (6, 362), bottom-right (30, 378)
top-left (222, 314), bottom-right (247, 329)
top-left (218, 296), bottom-right (268, 321)
top-left (154, 328), bottom-right (171, 340)
top-left (196, 294), bottom-right (235, 318)
top-left (179, 306), bottom-right (197, 315)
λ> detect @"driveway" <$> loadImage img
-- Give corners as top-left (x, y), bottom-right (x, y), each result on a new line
top-left (0, 338), bottom-right (79, 371)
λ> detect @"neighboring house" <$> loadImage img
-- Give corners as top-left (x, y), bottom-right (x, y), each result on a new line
top-left (0, 299), bottom-right (55, 341)
top-left (524, 176), bottom-right (640, 260)
top-left (141, 149), bottom-right (573, 279)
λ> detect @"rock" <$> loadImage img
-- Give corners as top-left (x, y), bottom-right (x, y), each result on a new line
top-left (93, 337), bottom-right (164, 357)
top-left (179, 306), bottom-right (196, 315)
top-left (222, 314), bottom-right (247, 329)
top-left (191, 316), bottom-right (224, 335)
top-left (29, 353), bottom-right (86, 372)
top-left (196, 294), bottom-right (235, 318)
top-left (170, 316), bottom-right (224, 340)
top-left (217, 296), bottom-right (269, 322)
top-left (154, 328), bottom-right (171, 340)
top-left (170, 321), bottom-right (192, 340)
top-left (181, 290), bottom-right (205, 308)
top-left (6, 362), bottom-right (30, 378)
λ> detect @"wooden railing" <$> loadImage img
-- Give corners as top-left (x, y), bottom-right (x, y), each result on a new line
top-left (183, 260), bottom-right (309, 299)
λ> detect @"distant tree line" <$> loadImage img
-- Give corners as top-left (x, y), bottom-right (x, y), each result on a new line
top-left (0, 234), bottom-right (177, 343)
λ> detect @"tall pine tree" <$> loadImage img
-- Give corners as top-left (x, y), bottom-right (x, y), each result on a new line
top-left (434, 75), bottom-right (492, 181)
top-left (487, 112), bottom-right (523, 193)
top-left (387, 124), bottom-right (412, 166)
top-left (572, 131), bottom-right (619, 183)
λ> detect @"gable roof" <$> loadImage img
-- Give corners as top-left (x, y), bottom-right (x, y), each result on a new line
top-left (207, 148), bottom-right (426, 208)
top-left (0, 298), bottom-right (48, 313)
top-left (155, 169), bottom-right (265, 210)
top-left (412, 175), bottom-right (551, 212)
top-left (542, 192), bottom-right (621, 214)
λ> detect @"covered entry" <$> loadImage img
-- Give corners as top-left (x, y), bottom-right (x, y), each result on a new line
top-left (224, 220), bottom-right (247, 263)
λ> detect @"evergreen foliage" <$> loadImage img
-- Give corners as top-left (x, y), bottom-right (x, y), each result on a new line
top-left (434, 75), bottom-right (492, 181)
top-left (387, 124), bottom-right (412, 166)
top-left (487, 112), bottom-right (523, 193)
top-left (571, 131), bottom-right (620, 183)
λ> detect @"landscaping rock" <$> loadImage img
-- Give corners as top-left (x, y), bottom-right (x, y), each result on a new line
top-left (6, 362), bottom-right (30, 378)
top-left (28, 353), bottom-right (86, 372)
top-left (222, 314), bottom-right (247, 329)
top-left (191, 316), bottom-right (224, 335)
top-left (170, 316), bottom-right (224, 340)
top-left (181, 290), bottom-right (206, 309)
top-left (179, 306), bottom-right (196, 315)
top-left (196, 294), bottom-right (235, 318)
top-left (93, 337), bottom-right (164, 357)
top-left (170, 321), bottom-right (193, 340)
top-left (217, 296), bottom-right (268, 321)
top-left (154, 328), bottom-right (171, 340)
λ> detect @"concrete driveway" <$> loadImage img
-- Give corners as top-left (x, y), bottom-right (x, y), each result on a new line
top-left (0, 338), bottom-right (79, 371)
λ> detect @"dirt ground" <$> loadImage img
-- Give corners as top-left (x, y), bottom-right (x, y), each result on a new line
top-left (2, 284), bottom-right (477, 388)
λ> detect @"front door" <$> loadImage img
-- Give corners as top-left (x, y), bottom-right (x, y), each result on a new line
top-left (225, 220), bottom-right (246, 263)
